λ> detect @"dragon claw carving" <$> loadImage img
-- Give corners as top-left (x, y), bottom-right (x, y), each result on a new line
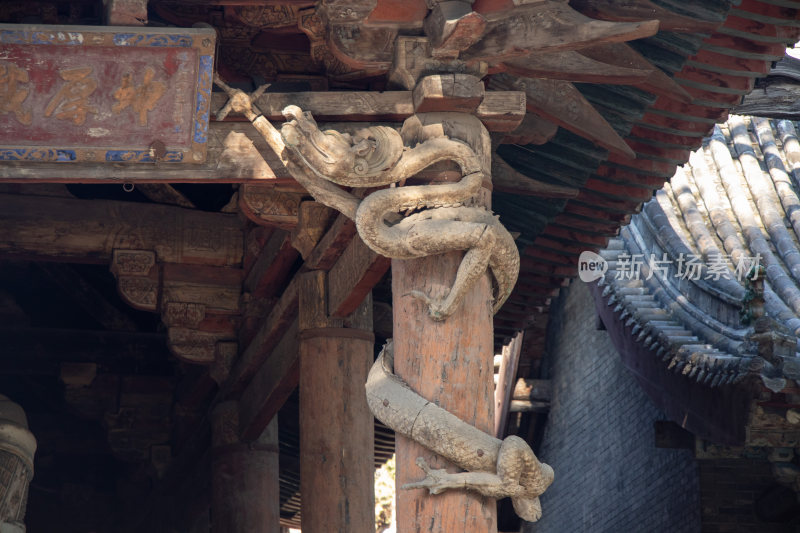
top-left (401, 457), bottom-right (456, 494)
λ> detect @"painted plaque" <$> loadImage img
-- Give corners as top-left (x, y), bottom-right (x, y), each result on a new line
top-left (0, 24), bottom-right (215, 163)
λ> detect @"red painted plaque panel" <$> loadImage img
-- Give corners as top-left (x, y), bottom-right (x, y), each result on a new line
top-left (0, 24), bottom-right (215, 163)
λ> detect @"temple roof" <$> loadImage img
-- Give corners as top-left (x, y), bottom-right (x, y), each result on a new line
top-left (594, 115), bottom-right (800, 443)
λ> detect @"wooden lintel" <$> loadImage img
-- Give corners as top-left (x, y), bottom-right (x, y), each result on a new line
top-left (212, 89), bottom-right (523, 130)
top-left (0, 193), bottom-right (243, 266)
top-left (1, 90), bottom-right (525, 184)
top-left (238, 319), bottom-right (299, 442)
top-left (212, 91), bottom-right (413, 123)
top-left (0, 122), bottom-right (292, 184)
top-left (328, 235), bottom-right (391, 318)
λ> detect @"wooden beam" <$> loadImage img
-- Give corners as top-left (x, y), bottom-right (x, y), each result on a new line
top-left (492, 155), bottom-right (579, 198)
top-left (328, 235), bottom-right (390, 318)
top-left (211, 90), bottom-right (524, 130)
top-left (221, 275), bottom-right (299, 397)
top-left (302, 214), bottom-right (357, 271)
top-left (243, 230), bottom-right (299, 299)
top-left (212, 91), bottom-right (413, 123)
top-left (0, 194), bottom-right (243, 266)
top-left (238, 320), bottom-right (299, 442)
top-left (569, 0), bottom-right (721, 33)
top-left (490, 73), bottom-right (636, 159)
top-left (0, 122), bottom-right (291, 183)
top-left (463, 2), bottom-right (659, 62)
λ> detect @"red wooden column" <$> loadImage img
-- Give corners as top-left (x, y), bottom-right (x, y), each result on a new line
top-left (211, 402), bottom-right (280, 533)
top-left (299, 270), bottom-right (375, 533)
top-left (394, 112), bottom-right (498, 532)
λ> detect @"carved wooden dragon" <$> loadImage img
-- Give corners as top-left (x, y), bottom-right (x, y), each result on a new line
top-left (280, 105), bottom-right (520, 320)
top-left (367, 341), bottom-right (554, 521)
top-left (214, 79), bottom-right (543, 520)
top-left (215, 77), bottom-right (518, 319)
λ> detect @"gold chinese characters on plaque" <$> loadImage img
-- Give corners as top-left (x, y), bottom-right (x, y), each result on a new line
top-left (0, 24), bottom-right (215, 163)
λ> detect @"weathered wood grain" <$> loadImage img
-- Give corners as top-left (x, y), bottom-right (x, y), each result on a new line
top-left (413, 74), bottom-right (485, 113)
top-left (238, 320), bottom-right (299, 442)
top-left (298, 272), bottom-right (374, 533)
top-left (503, 50), bottom-right (653, 84)
top-left (0, 194), bottom-right (243, 266)
top-left (328, 234), bottom-right (391, 318)
top-left (464, 2), bottom-right (659, 62)
top-left (491, 73), bottom-right (636, 158)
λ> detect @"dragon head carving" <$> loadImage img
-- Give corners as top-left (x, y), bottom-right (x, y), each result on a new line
top-left (281, 105), bottom-right (404, 186)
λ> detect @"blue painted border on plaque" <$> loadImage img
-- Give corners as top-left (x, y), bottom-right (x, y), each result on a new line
top-left (193, 55), bottom-right (214, 145)
top-left (113, 33), bottom-right (193, 47)
top-left (105, 150), bottom-right (184, 162)
top-left (0, 30), bottom-right (83, 45)
top-left (0, 149), bottom-right (77, 161)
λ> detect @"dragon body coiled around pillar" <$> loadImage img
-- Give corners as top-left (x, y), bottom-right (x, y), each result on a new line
top-left (280, 105), bottom-right (519, 320)
top-left (366, 341), bottom-right (554, 521)
top-left (212, 80), bottom-right (540, 521)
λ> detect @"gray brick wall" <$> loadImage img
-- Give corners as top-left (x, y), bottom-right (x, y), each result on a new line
top-left (525, 281), bottom-right (700, 533)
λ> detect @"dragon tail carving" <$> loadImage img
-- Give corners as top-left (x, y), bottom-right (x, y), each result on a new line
top-left (366, 341), bottom-right (554, 522)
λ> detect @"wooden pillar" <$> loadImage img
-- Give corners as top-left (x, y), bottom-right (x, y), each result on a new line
top-left (211, 402), bottom-right (280, 533)
top-left (393, 112), bottom-right (498, 532)
top-left (299, 270), bottom-right (375, 533)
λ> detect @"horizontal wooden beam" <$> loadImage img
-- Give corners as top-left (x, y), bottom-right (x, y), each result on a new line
top-left (212, 92), bottom-right (414, 122)
top-left (0, 122), bottom-right (292, 184)
top-left (0, 193), bottom-right (243, 266)
top-left (210, 90), bottom-right (524, 131)
top-left (0, 91), bottom-right (525, 183)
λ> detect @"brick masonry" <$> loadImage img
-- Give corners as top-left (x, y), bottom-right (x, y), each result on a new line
top-left (525, 280), bottom-right (701, 532)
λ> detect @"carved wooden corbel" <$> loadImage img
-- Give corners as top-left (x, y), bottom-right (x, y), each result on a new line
top-left (388, 36), bottom-right (488, 90)
top-left (110, 250), bottom-right (159, 312)
top-left (239, 185), bottom-right (302, 229)
top-left (110, 250), bottom-right (243, 365)
top-left (290, 201), bottom-right (336, 260)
